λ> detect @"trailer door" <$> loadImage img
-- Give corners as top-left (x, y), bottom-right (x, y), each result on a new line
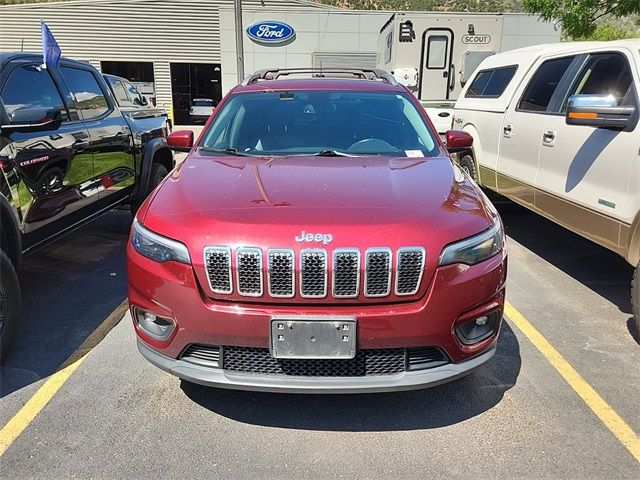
top-left (419, 29), bottom-right (453, 100)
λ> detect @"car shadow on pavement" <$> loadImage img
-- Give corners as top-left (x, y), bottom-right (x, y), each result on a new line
top-left (180, 323), bottom-right (520, 431)
top-left (495, 196), bottom-right (634, 315)
top-left (0, 211), bottom-right (131, 398)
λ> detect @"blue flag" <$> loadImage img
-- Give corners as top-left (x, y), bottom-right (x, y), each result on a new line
top-left (41, 20), bottom-right (61, 69)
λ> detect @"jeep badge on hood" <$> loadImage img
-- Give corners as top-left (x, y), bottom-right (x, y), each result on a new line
top-left (295, 230), bottom-right (333, 245)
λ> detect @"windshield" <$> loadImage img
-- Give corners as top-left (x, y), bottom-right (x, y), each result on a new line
top-left (193, 99), bottom-right (214, 106)
top-left (200, 90), bottom-right (439, 156)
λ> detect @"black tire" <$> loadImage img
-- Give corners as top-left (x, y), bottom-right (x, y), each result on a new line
top-left (0, 248), bottom-right (21, 363)
top-left (458, 154), bottom-right (478, 182)
top-left (131, 162), bottom-right (169, 214)
top-left (632, 263), bottom-right (639, 333)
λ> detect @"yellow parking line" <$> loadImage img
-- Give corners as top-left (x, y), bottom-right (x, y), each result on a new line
top-left (0, 355), bottom-right (87, 456)
top-left (0, 299), bottom-right (129, 457)
top-left (505, 301), bottom-right (640, 463)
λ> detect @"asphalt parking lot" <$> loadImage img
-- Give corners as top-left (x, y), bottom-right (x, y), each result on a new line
top-left (0, 196), bottom-right (639, 479)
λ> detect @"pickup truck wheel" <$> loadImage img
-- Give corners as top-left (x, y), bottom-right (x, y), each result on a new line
top-left (0, 249), bottom-right (21, 363)
top-left (458, 154), bottom-right (478, 182)
top-left (131, 162), bottom-right (169, 214)
top-left (632, 263), bottom-right (640, 333)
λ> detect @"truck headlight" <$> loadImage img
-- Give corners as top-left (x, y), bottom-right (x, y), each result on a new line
top-left (438, 223), bottom-right (503, 266)
top-left (131, 218), bottom-right (191, 264)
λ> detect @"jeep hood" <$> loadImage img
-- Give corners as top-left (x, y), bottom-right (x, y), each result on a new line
top-left (141, 152), bottom-right (496, 294)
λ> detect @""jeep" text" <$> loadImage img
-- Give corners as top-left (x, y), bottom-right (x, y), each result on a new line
top-left (295, 230), bottom-right (333, 245)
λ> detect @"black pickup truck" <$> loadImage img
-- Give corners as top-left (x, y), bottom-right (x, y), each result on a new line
top-left (0, 53), bottom-right (174, 361)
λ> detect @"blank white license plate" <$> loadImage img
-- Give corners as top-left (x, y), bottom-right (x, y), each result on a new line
top-left (270, 317), bottom-right (356, 359)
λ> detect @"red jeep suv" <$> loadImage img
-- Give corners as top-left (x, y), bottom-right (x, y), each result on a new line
top-left (127, 68), bottom-right (507, 393)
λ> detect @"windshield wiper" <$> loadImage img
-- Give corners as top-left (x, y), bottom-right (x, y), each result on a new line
top-left (199, 147), bottom-right (253, 156)
top-left (313, 149), bottom-right (355, 157)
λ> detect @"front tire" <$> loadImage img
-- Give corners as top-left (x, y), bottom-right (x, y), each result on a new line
top-left (0, 248), bottom-right (21, 363)
top-left (459, 154), bottom-right (478, 182)
top-left (632, 263), bottom-right (639, 333)
top-left (131, 162), bottom-right (169, 215)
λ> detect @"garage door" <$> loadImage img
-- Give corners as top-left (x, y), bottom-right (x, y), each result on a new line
top-left (312, 52), bottom-right (377, 70)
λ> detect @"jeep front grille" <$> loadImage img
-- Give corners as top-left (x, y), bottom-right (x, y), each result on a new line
top-left (203, 246), bottom-right (426, 300)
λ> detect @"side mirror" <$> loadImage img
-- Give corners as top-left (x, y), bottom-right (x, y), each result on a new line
top-left (445, 130), bottom-right (473, 153)
top-left (167, 130), bottom-right (194, 152)
top-left (3, 106), bottom-right (62, 132)
top-left (141, 97), bottom-right (149, 106)
top-left (566, 94), bottom-right (635, 129)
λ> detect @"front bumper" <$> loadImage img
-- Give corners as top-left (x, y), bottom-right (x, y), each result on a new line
top-left (138, 338), bottom-right (496, 393)
top-left (128, 240), bottom-right (507, 392)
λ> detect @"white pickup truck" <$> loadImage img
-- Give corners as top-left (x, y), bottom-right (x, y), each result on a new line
top-left (453, 40), bottom-right (640, 327)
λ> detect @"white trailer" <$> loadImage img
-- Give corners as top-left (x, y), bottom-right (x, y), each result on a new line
top-left (377, 12), bottom-right (560, 132)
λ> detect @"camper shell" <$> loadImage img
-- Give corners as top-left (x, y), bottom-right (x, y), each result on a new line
top-left (377, 12), bottom-right (560, 132)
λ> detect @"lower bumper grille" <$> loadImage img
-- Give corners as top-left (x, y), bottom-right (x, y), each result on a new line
top-left (201, 345), bottom-right (451, 377)
top-left (223, 346), bottom-right (404, 376)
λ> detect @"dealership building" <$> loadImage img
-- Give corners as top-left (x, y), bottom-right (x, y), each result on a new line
top-left (0, 0), bottom-right (556, 124)
top-left (0, 0), bottom-right (392, 123)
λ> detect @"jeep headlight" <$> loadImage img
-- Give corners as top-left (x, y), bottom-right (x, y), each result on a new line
top-left (131, 218), bottom-right (191, 264)
top-left (438, 223), bottom-right (504, 266)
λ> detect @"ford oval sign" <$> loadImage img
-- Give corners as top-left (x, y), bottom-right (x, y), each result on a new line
top-left (246, 21), bottom-right (296, 46)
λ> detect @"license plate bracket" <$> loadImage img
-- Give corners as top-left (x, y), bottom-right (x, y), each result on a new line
top-left (270, 316), bottom-right (356, 359)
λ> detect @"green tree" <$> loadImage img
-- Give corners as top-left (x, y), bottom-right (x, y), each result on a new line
top-left (523, 0), bottom-right (640, 38)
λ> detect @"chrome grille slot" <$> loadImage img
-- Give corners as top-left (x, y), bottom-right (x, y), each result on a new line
top-left (333, 249), bottom-right (360, 298)
top-left (300, 249), bottom-right (327, 298)
top-left (236, 247), bottom-right (263, 296)
top-left (364, 248), bottom-right (392, 297)
top-left (204, 246), bottom-right (232, 294)
top-left (395, 247), bottom-right (426, 296)
top-left (268, 249), bottom-right (295, 298)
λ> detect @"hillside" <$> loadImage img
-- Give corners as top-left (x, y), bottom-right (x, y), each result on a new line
top-left (316, 0), bottom-right (524, 12)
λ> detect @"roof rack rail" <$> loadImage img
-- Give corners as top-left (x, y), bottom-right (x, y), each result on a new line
top-left (240, 68), bottom-right (399, 87)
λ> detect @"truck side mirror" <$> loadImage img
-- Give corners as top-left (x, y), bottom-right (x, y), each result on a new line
top-left (566, 94), bottom-right (635, 130)
top-left (2, 106), bottom-right (62, 132)
top-left (445, 130), bottom-right (473, 153)
top-left (167, 130), bottom-right (194, 152)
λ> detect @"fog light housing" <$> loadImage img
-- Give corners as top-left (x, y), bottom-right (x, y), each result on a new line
top-left (456, 311), bottom-right (500, 345)
top-left (134, 308), bottom-right (176, 341)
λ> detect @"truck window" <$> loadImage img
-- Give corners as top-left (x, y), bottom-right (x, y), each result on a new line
top-left (111, 80), bottom-right (130, 105)
top-left (1, 65), bottom-right (68, 121)
top-left (61, 66), bottom-right (109, 120)
top-left (564, 52), bottom-right (635, 109)
top-left (426, 35), bottom-right (448, 69)
top-left (518, 56), bottom-right (575, 113)
top-left (466, 65), bottom-right (517, 98)
top-left (123, 81), bottom-right (142, 103)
